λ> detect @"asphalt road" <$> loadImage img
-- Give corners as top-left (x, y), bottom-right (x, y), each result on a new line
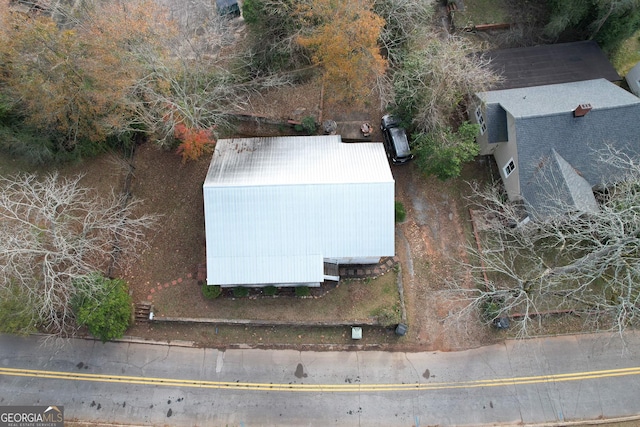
top-left (1, 332), bottom-right (640, 426)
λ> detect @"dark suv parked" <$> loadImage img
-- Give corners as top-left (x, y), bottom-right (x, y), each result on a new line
top-left (380, 115), bottom-right (414, 165)
top-left (216, 0), bottom-right (241, 17)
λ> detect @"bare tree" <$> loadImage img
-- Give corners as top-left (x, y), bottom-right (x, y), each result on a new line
top-left (1, 0), bottom-right (292, 155)
top-left (391, 32), bottom-right (502, 133)
top-left (373, 0), bottom-right (435, 65)
top-left (449, 147), bottom-right (640, 338)
top-left (0, 173), bottom-right (157, 335)
top-left (126, 0), bottom-right (294, 147)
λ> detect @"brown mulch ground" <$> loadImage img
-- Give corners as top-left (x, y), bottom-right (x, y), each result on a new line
top-left (118, 142), bottom-right (210, 303)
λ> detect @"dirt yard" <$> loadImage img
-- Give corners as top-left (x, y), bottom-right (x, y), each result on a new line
top-left (392, 161), bottom-right (497, 350)
top-left (109, 73), bottom-right (503, 352)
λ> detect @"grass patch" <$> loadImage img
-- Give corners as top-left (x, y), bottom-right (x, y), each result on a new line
top-left (0, 151), bottom-right (38, 176)
top-left (295, 286), bottom-right (310, 297)
top-left (452, 0), bottom-right (509, 28)
top-left (135, 322), bottom-right (404, 348)
top-left (152, 271), bottom-right (401, 324)
top-left (370, 303), bottom-right (401, 327)
top-left (612, 30), bottom-right (640, 76)
top-left (395, 201), bottom-right (406, 223)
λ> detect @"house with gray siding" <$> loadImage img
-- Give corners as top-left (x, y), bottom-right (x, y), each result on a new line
top-left (473, 78), bottom-right (640, 218)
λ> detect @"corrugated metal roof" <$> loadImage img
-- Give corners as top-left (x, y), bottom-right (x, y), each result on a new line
top-left (203, 135), bottom-right (395, 286)
top-left (209, 254), bottom-right (325, 285)
top-left (204, 135), bottom-right (393, 186)
top-left (478, 79), bottom-right (640, 119)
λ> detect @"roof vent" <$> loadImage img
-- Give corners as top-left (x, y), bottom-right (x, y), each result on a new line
top-left (574, 103), bottom-right (592, 117)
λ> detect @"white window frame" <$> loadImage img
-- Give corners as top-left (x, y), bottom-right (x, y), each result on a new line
top-left (475, 106), bottom-right (486, 135)
top-left (503, 158), bottom-right (516, 177)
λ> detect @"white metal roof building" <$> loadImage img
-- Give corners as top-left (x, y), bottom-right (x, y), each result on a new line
top-left (203, 135), bottom-right (395, 287)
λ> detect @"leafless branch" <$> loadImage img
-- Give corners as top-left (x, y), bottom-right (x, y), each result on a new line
top-left (0, 173), bottom-right (157, 335)
top-left (446, 147), bottom-right (640, 337)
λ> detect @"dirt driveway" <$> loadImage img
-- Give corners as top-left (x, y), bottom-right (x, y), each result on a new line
top-left (392, 160), bottom-right (495, 350)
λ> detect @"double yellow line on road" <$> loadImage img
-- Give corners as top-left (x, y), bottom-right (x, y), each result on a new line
top-left (1, 366), bottom-right (639, 393)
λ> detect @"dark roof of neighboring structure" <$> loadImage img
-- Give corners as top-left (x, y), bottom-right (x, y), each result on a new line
top-left (485, 41), bottom-right (621, 90)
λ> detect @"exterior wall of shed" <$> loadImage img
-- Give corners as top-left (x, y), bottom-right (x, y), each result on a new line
top-left (204, 181), bottom-right (394, 286)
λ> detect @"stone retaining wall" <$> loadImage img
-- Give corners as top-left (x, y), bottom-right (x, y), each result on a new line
top-left (339, 256), bottom-right (400, 280)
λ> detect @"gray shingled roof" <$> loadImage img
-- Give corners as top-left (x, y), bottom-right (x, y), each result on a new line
top-left (480, 79), bottom-right (640, 218)
top-left (523, 150), bottom-right (599, 218)
top-left (477, 78), bottom-right (640, 118)
top-left (485, 41), bottom-right (621, 90)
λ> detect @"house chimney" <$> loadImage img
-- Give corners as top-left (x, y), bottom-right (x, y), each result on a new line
top-left (574, 103), bottom-right (592, 117)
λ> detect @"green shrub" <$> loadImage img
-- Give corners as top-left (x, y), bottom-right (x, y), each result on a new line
top-left (295, 286), bottom-right (310, 297)
top-left (413, 122), bottom-right (480, 180)
top-left (371, 304), bottom-right (401, 327)
top-left (233, 286), bottom-right (250, 297)
top-left (294, 116), bottom-right (317, 135)
top-left (73, 274), bottom-right (132, 342)
top-left (482, 299), bottom-right (502, 322)
top-left (0, 286), bottom-right (37, 335)
top-left (545, 0), bottom-right (640, 53)
top-left (300, 116), bottom-right (317, 135)
top-left (264, 285), bottom-right (278, 296)
top-left (0, 126), bottom-right (55, 165)
top-left (202, 284), bottom-right (222, 299)
top-left (242, 0), bottom-right (262, 24)
top-left (395, 201), bottom-right (406, 223)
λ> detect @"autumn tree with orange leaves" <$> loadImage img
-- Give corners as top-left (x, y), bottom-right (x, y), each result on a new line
top-left (0, 0), bottom-right (293, 161)
top-left (296, 0), bottom-right (387, 105)
top-left (0, 0), bottom-right (175, 150)
top-left (174, 122), bottom-right (216, 163)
